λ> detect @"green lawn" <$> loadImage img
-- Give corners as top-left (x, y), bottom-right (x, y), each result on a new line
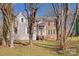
top-left (0, 40), bottom-right (58, 56)
top-left (0, 37), bottom-right (79, 56)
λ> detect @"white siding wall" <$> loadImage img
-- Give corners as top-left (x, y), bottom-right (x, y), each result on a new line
top-left (15, 13), bottom-right (36, 40)
top-left (15, 13), bottom-right (29, 40)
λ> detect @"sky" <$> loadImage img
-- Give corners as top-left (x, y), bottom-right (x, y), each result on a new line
top-left (0, 3), bottom-right (77, 31)
top-left (13, 3), bottom-right (51, 16)
top-left (13, 3), bottom-right (55, 16)
top-left (0, 3), bottom-right (76, 25)
top-left (12, 3), bottom-right (76, 16)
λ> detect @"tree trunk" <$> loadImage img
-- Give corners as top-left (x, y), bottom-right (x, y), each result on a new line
top-left (60, 10), bottom-right (64, 49)
top-left (55, 18), bottom-right (60, 41)
top-left (10, 22), bottom-right (14, 48)
top-left (2, 38), bottom-right (6, 46)
top-left (29, 32), bottom-right (33, 47)
top-left (29, 22), bottom-right (33, 47)
top-left (36, 23), bottom-right (39, 40)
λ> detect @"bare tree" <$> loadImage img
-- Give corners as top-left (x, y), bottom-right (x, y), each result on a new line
top-left (60, 4), bottom-right (68, 49)
top-left (51, 3), bottom-right (78, 49)
top-left (67, 4), bottom-right (78, 36)
top-left (25, 3), bottom-right (38, 47)
top-left (0, 4), bottom-right (15, 47)
top-left (0, 4), bottom-right (4, 46)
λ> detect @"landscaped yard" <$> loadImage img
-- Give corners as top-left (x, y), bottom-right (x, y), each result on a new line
top-left (0, 37), bottom-right (79, 56)
top-left (0, 40), bottom-right (58, 56)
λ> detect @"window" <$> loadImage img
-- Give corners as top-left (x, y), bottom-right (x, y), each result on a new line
top-left (21, 18), bottom-right (23, 22)
top-left (48, 21), bottom-right (50, 26)
top-left (48, 30), bottom-right (55, 35)
top-left (51, 30), bottom-right (52, 34)
top-left (48, 30), bottom-right (50, 35)
top-left (53, 29), bottom-right (55, 34)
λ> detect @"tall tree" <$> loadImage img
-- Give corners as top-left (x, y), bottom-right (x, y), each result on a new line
top-left (25, 3), bottom-right (38, 47)
top-left (1, 4), bottom-right (15, 47)
top-left (0, 4), bottom-right (4, 45)
top-left (51, 3), bottom-right (78, 49)
top-left (67, 4), bottom-right (78, 36)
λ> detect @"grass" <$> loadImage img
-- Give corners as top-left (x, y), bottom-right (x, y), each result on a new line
top-left (0, 40), bottom-right (58, 56)
top-left (0, 47), bottom-right (56, 56)
top-left (0, 37), bottom-right (79, 56)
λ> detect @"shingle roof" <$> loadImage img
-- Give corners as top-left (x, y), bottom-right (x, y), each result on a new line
top-left (15, 12), bottom-right (56, 23)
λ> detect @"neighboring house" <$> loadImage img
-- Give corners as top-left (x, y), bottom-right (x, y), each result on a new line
top-left (14, 12), bottom-right (56, 40)
top-left (44, 18), bottom-right (56, 40)
top-left (15, 12), bottom-right (36, 40)
top-left (37, 17), bottom-right (56, 40)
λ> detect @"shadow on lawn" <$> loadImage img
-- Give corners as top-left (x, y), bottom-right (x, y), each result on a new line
top-left (34, 43), bottom-right (64, 54)
top-left (34, 42), bottom-right (79, 55)
top-left (14, 41), bottom-right (29, 46)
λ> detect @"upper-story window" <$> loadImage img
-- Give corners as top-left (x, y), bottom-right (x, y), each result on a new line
top-left (48, 21), bottom-right (50, 26)
top-left (48, 30), bottom-right (50, 35)
top-left (21, 18), bottom-right (23, 22)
